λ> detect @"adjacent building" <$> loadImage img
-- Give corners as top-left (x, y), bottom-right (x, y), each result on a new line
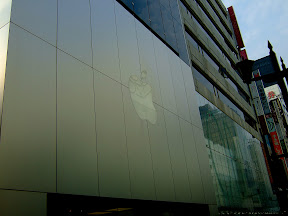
top-left (179, 0), bottom-right (278, 212)
top-left (0, 0), bottom-right (278, 215)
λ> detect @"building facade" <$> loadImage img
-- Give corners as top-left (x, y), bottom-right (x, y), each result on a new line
top-left (178, 0), bottom-right (278, 212)
top-left (0, 0), bottom-right (278, 215)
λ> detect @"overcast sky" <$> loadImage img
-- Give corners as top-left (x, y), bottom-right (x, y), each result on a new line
top-left (221, 0), bottom-right (288, 67)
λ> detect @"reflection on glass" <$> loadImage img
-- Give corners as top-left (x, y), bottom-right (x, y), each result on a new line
top-left (133, 0), bottom-right (150, 26)
top-left (192, 65), bottom-right (245, 120)
top-left (160, 4), bottom-right (177, 51)
top-left (118, 0), bottom-right (189, 64)
top-left (169, 0), bottom-right (181, 24)
top-left (218, 90), bottom-right (244, 120)
top-left (174, 19), bottom-right (189, 64)
top-left (192, 66), bottom-right (214, 93)
top-left (197, 93), bottom-right (278, 211)
top-left (159, 0), bottom-right (170, 10)
top-left (147, 0), bottom-right (165, 40)
top-left (185, 31), bottom-right (198, 49)
top-left (121, 0), bottom-right (133, 10)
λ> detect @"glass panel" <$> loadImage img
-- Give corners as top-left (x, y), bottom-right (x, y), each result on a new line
top-left (174, 19), bottom-right (189, 64)
top-left (192, 66), bottom-right (214, 93)
top-left (0, 0), bottom-right (12, 28)
top-left (181, 61), bottom-right (203, 128)
top-left (132, 0), bottom-right (150, 26)
top-left (57, 50), bottom-right (98, 196)
top-left (159, 0), bottom-right (170, 10)
top-left (238, 88), bottom-right (251, 104)
top-left (202, 49), bottom-right (219, 71)
top-left (147, 0), bottom-right (165, 40)
top-left (115, 2), bottom-right (140, 87)
top-left (160, 4), bottom-right (177, 51)
top-left (120, 0), bottom-right (133, 11)
top-left (197, 93), bottom-right (278, 210)
top-left (192, 64), bottom-right (246, 121)
top-left (90, 0), bottom-right (121, 82)
top-left (94, 71), bottom-right (131, 199)
top-left (226, 77), bottom-right (238, 91)
top-left (119, 0), bottom-right (189, 64)
top-left (169, 0), bottom-right (181, 24)
top-left (185, 31), bottom-right (198, 49)
top-left (0, 24), bottom-right (56, 192)
top-left (11, 0), bottom-right (57, 45)
top-left (0, 24), bottom-right (9, 123)
top-left (218, 90), bottom-right (245, 120)
top-left (57, 0), bottom-right (92, 66)
top-left (122, 86), bottom-right (156, 200)
top-left (164, 110), bottom-right (192, 202)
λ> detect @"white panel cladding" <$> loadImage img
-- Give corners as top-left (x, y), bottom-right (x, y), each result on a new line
top-left (0, 0), bottom-right (12, 28)
top-left (0, 190), bottom-right (47, 216)
top-left (0, 0), bottom-right (215, 206)
top-left (0, 24), bottom-right (56, 192)
top-left (0, 24), bottom-right (10, 124)
top-left (94, 70), bottom-right (131, 199)
top-left (57, 50), bottom-right (98, 196)
top-left (57, 0), bottom-right (92, 66)
top-left (10, 0), bottom-right (57, 46)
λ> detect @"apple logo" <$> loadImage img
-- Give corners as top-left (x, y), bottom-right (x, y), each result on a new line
top-left (129, 70), bottom-right (157, 124)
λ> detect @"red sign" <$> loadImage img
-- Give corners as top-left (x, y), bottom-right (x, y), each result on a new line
top-left (228, 6), bottom-right (244, 49)
top-left (240, 49), bottom-right (248, 60)
top-left (270, 131), bottom-right (283, 155)
top-left (268, 91), bottom-right (276, 99)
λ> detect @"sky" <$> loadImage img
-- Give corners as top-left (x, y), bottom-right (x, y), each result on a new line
top-left (221, 0), bottom-right (288, 67)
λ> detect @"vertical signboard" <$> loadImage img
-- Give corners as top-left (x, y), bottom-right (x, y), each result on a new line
top-left (228, 6), bottom-right (244, 49)
top-left (240, 49), bottom-right (248, 61)
top-left (253, 71), bottom-right (284, 158)
top-left (250, 81), bottom-right (271, 153)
